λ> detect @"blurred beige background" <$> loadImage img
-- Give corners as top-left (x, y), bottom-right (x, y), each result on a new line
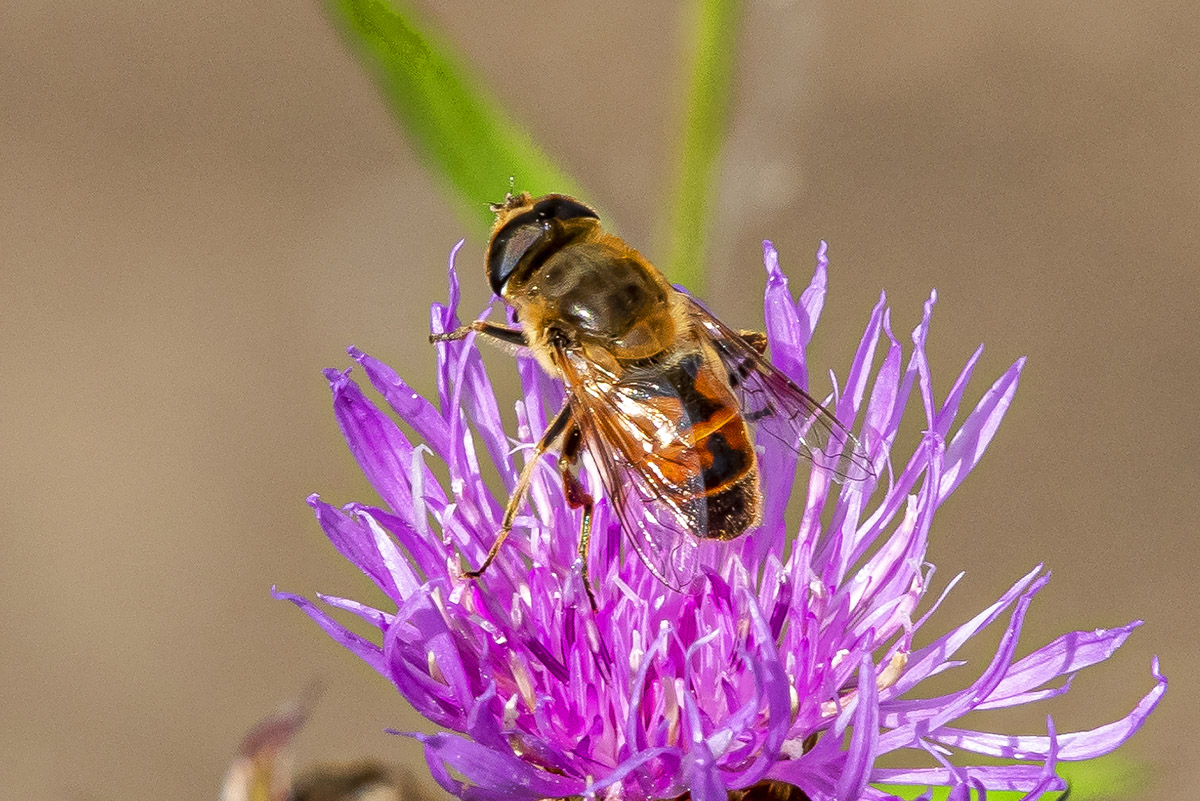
top-left (2, 2), bottom-right (1196, 799)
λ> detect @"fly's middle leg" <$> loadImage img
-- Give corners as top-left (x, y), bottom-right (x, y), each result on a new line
top-left (558, 424), bottom-right (598, 612)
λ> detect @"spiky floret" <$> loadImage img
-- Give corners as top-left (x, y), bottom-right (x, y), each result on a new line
top-left (277, 241), bottom-right (1164, 801)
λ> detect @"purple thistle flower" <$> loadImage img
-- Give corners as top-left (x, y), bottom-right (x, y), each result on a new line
top-left (277, 240), bottom-right (1165, 801)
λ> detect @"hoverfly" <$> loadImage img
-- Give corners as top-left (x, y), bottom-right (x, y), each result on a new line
top-left (431, 193), bottom-right (871, 609)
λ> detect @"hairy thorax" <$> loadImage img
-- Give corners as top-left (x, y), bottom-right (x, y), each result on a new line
top-left (513, 239), bottom-right (681, 369)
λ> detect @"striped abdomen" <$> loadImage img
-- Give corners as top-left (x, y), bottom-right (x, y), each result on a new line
top-left (625, 346), bottom-right (761, 540)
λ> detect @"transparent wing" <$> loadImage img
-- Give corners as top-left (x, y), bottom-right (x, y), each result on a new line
top-left (685, 297), bottom-right (874, 482)
top-left (556, 347), bottom-right (704, 591)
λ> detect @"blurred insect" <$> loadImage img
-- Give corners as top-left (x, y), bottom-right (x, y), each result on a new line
top-left (220, 688), bottom-right (410, 801)
top-left (431, 193), bottom-right (872, 609)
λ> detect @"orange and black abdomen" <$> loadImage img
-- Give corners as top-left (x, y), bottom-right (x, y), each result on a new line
top-left (635, 347), bottom-right (761, 540)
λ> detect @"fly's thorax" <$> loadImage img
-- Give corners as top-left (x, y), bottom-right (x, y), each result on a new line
top-left (511, 240), bottom-right (677, 361)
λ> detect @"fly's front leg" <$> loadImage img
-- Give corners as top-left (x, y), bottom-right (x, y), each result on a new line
top-left (558, 424), bottom-right (598, 612)
top-left (430, 320), bottom-right (528, 348)
top-left (463, 404), bottom-right (572, 580)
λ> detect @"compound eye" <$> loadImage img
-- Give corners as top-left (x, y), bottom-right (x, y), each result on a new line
top-left (486, 195), bottom-right (599, 295)
top-left (531, 196), bottom-right (600, 223)
top-left (487, 222), bottom-right (545, 296)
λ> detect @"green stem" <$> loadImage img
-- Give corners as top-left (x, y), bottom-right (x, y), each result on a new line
top-left (660, 0), bottom-right (741, 295)
top-left (330, 0), bottom-right (584, 234)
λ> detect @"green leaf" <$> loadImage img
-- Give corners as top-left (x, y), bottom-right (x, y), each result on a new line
top-left (874, 755), bottom-right (1150, 800)
top-left (329, 0), bottom-right (584, 234)
top-left (660, 0), bottom-right (741, 294)
top-left (1058, 754), bottom-right (1149, 798)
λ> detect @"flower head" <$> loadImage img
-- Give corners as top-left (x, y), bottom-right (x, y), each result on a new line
top-left (278, 241), bottom-right (1164, 801)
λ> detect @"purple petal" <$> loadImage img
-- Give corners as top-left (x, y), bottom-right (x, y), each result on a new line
top-left (938, 358), bottom-right (1025, 501)
top-left (797, 241), bottom-right (830, 351)
top-left (834, 655), bottom-right (879, 800)
top-left (913, 291), bottom-right (938, 431)
top-left (315, 593), bottom-right (391, 628)
top-left (350, 347), bottom-right (450, 458)
top-left (933, 344), bottom-right (984, 439)
top-left (325, 367), bottom-right (416, 518)
top-left (307, 494), bottom-right (397, 597)
top-left (683, 734), bottom-right (725, 801)
top-left (889, 565), bottom-right (1044, 696)
top-left (849, 298), bottom-right (940, 567)
top-left (977, 621), bottom-right (1142, 709)
top-left (346, 503), bottom-right (451, 584)
top-left (271, 588), bottom-right (385, 677)
top-left (1015, 717), bottom-right (1059, 801)
top-left (380, 595), bottom-right (479, 729)
top-left (762, 240), bottom-right (809, 388)
top-left (871, 765), bottom-right (1064, 794)
top-left (859, 307), bottom-right (903, 463)
top-left (429, 240), bottom-right (465, 336)
top-left (833, 292), bottom-right (886, 432)
top-left (360, 507), bottom-right (424, 598)
top-left (415, 730), bottom-right (583, 801)
top-left (877, 571), bottom-right (1049, 752)
top-left (932, 657), bottom-right (1166, 760)
top-left (444, 314), bottom-right (518, 492)
top-left (585, 747), bottom-right (684, 798)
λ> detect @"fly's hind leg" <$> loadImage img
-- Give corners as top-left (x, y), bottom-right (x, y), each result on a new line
top-left (733, 329), bottom-right (776, 422)
top-left (558, 424), bottom-right (598, 612)
top-left (737, 329), bottom-right (768, 354)
top-left (464, 404), bottom-right (571, 580)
